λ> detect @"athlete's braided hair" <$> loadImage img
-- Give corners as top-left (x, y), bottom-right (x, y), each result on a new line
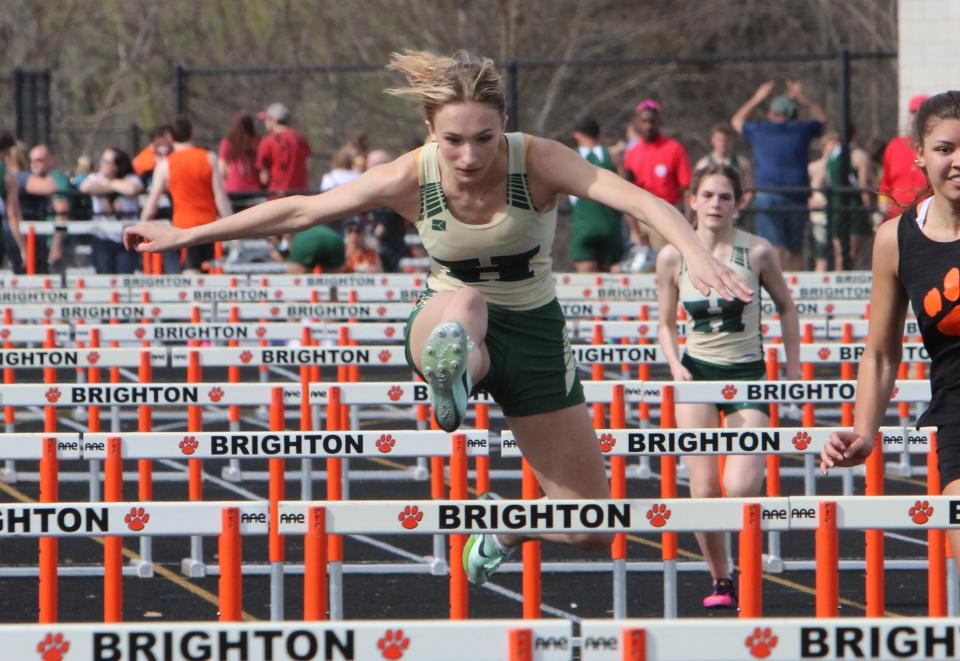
top-left (385, 50), bottom-right (505, 122)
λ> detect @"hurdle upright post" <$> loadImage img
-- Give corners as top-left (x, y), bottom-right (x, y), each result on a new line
top-left (815, 501), bottom-right (839, 617)
top-left (865, 433), bottom-right (885, 617)
top-left (103, 437), bottom-right (123, 622)
top-left (38, 437), bottom-right (58, 623)
top-left (474, 403), bottom-right (491, 494)
top-left (801, 323), bottom-right (817, 495)
top-left (268, 386), bottom-right (286, 621)
top-left (299, 326), bottom-right (314, 499)
top-left (2, 307), bottom-right (16, 482)
top-left (764, 346), bottom-right (783, 572)
top-left (508, 628), bottom-right (533, 661)
top-left (222, 304), bottom-right (243, 482)
top-left (621, 628), bottom-right (647, 661)
top-left (326, 386), bottom-right (344, 620)
top-left (304, 506), bottom-right (329, 620)
top-left (928, 431), bottom-right (947, 616)
top-left (183, 307), bottom-right (206, 577)
top-left (521, 457), bottom-right (542, 619)
top-left (135, 343), bottom-right (154, 578)
top-left (660, 385), bottom-right (678, 618)
top-left (635, 305), bottom-right (652, 478)
top-left (738, 503), bottom-right (762, 618)
top-left (449, 433), bottom-right (468, 619)
top-left (610, 384), bottom-right (628, 618)
top-left (218, 507), bottom-right (242, 622)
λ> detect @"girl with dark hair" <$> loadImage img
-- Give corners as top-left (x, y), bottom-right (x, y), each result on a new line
top-left (80, 147), bottom-right (143, 273)
top-left (124, 50), bottom-right (753, 586)
top-left (822, 91), bottom-right (960, 564)
top-left (218, 113), bottom-right (262, 195)
top-left (657, 163), bottom-right (800, 608)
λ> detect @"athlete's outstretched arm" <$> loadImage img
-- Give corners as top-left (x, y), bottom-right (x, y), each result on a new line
top-left (124, 153), bottom-right (416, 253)
top-left (654, 246), bottom-right (692, 381)
top-left (754, 239), bottom-right (801, 379)
top-left (820, 218), bottom-right (908, 473)
top-left (530, 137), bottom-right (753, 303)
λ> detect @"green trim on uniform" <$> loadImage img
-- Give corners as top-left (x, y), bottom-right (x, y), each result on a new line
top-left (681, 353), bottom-right (769, 416)
top-left (404, 291), bottom-right (585, 417)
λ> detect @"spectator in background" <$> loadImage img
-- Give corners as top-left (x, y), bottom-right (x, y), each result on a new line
top-left (623, 99), bottom-right (692, 251)
top-left (365, 149), bottom-right (410, 272)
top-left (0, 130), bottom-right (25, 271)
top-left (286, 224), bottom-right (345, 274)
top-left (132, 124), bottom-right (172, 188)
top-left (17, 144), bottom-right (75, 273)
top-left (696, 124), bottom-right (754, 208)
top-left (807, 134), bottom-right (834, 273)
top-left (878, 94), bottom-right (930, 221)
top-left (256, 102), bottom-right (311, 196)
top-left (731, 80), bottom-right (826, 271)
top-left (218, 112), bottom-right (262, 202)
top-left (343, 219), bottom-right (383, 273)
top-left (825, 126), bottom-right (874, 269)
top-left (140, 116), bottom-right (232, 274)
top-left (569, 117), bottom-right (625, 272)
top-left (80, 147), bottom-right (143, 274)
top-left (321, 147), bottom-right (362, 234)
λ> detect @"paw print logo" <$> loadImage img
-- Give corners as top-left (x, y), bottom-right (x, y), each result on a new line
top-left (818, 347), bottom-right (831, 360)
top-left (398, 505), bottom-right (423, 530)
top-left (8, 278), bottom-right (16, 287)
top-left (45, 387), bottom-right (61, 403)
top-left (600, 304), bottom-right (610, 315)
top-left (256, 327), bottom-right (267, 338)
top-left (377, 306), bottom-right (387, 317)
top-left (208, 387), bottom-right (225, 403)
top-left (582, 288), bottom-right (592, 298)
top-left (562, 275), bottom-right (571, 285)
top-left (380, 276), bottom-right (389, 286)
top-left (150, 307), bottom-right (161, 317)
top-left (598, 433), bottom-right (616, 453)
top-left (124, 506), bottom-right (150, 531)
top-left (274, 290), bottom-right (283, 299)
top-left (74, 292), bottom-right (83, 302)
top-left (86, 351), bottom-right (101, 365)
top-left (0, 329), bottom-right (9, 339)
top-left (792, 431), bottom-right (811, 451)
top-left (379, 350), bottom-right (391, 364)
top-left (178, 291), bottom-right (188, 301)
top-left (239, 350), bottom-right (253, 364)
top-left (378, 629), bottom-right (410, 660)
top-left (637, 324), bottom-right (649, 336)
top-left (646, 503), bottom-right (671, 528)
top-left (890, 386), bottom-right (900, 400)
top-left (387, 385), bottom-right (403, 402)
top-left (825, 303), bottom-right (835, 314)
top-left (376, 434), bottom-right (396, 453)
top-left (721, 384), bottom-right (737, 400)
top-left (745, 627), bottom-right (778, 659)
top-left (44, 307), bottom-right (54, 318)
top-left (109, 278), bottom-right (117, 287)
top-left (269, 306), bottom-right (280, 317)
top-left (179, 436), bottom-right (198, 456)
top-left (196, 278), bottom-right (205, 286)
top-left (134, 327), bottom-right (146, 339)
top-left (760, 323), bottom-right (769, 335)
top-left (909, 500), bottom-right (934, 525)
top-left (386, 290), bottom-right (395, 300)
top-left (37, 632), bottom-right (70, 661)
top-left (384, 327), bottom-right (396, 338)
top-left (293, 277), bottom-right (302, 286)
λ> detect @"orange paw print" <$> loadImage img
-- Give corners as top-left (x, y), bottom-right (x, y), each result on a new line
top-left (37, 633), bottom-right (70, 661)
top-left (646, 503), bottom-right (671, 528)
top-left (745, 627), bottom-right (778, 659)
top-left (377, 306), bottom-right (387, 317)
top-left (239, 350), bottom-right (253, 364)
top-left (398, 505), bottom-right (423, 530)
top-left (387, 386), bottom-right (403, 402)
top-left (379, 350), bottom-right (392, 364)
top-left (179, 436), bottom-right (198, 456)
top-left (721, 384), bottom-right (737, 400)
top-left (208, 387), bottom-right (225, 402)
top-left (378, 629), bottom-right (410, 660)
top-left (86, 351), bottom-right (101, 365)
top-left (124, 506), bottom-right (150, 531)
top-left (134, 327), bottom-right (146, 339)
top-left (924, 267), bottom-right (960, 335)
top-left (45, 387), bottom-right (61, 403)
top-left (384, 327), bottom-right (397, 338)
top-left (818, 347), bottom-right (831, 360)
top-left (792, 431), bottom-right (811, 451)
top-left (598, 434), bottom-right (616, 453)
top-left (909, 500), bottom-right (934, 525)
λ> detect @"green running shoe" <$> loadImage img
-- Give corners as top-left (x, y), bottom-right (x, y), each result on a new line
top-left (421, 321), bottom-right (471, 432)
top-left (463, 493), bottom-right (515, 585)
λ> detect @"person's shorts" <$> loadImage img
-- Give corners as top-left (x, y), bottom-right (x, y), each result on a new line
top-left (570, 219), bottom-right (624, 265)
top-left (681, 353), bottom-right (769, 416)
top-left (163, 243), bottom-right (214, 274)
top-left (752, 191), bottom-right (808, 255)
top-left (404, 289), bottom-right (585, 417)
top-left (830, 207), bottom-right (873, 240)
top-left (936, 425), bottom-right (960, 487)
top-left (809, 208), bottom-right (831, 260)
top-left (289, 225), bottom-right (345, 270)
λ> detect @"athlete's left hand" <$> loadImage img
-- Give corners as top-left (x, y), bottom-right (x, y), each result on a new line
top-left (685, 247), bottom-right (754, 303)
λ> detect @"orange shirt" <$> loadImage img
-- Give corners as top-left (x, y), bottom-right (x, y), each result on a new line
top-left (132, 145), bottom-right (156, 177)
top-left (167, 147), bottom-right (218, 229)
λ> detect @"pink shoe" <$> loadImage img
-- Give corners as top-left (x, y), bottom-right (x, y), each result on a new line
top-left (703, 578), bottom-right (737, 609)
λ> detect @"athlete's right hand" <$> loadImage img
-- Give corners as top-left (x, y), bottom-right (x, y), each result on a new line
top-left (123, 222), bottom-right (189, 253)
top-left (820, 431), bottom-right (873, 474)
top-left (669, 363), bottom-right (693, 381)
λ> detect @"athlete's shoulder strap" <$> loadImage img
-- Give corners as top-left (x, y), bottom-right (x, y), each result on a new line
top-left (505, 133), bottom-right (536, 211)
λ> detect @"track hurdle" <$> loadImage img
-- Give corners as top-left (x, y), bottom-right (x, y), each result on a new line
top-left (0, 619), bottom-right (571, 661)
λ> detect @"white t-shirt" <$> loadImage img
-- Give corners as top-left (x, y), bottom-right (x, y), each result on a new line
top-left (320, 168), bottom-right (360, 193)
top-left (88, 173), bottom-right (142, 242)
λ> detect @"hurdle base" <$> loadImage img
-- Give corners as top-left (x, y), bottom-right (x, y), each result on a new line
top-left (762, 553), bottom-right (784, 573)
top-left (180, 557), bottom-right (207, 578)
top-left (220, 464), bottom-right (243, 482)
top-left (129, 558), bottom-right (154, 578)
top-left (71, 406), bottom-right (88, 422)
top-left (427, 556), bottom-right (448, 576)
top-left (0, 465), bottom-right (17, 483)
top-left (884, 460), bottom-right (913, 477)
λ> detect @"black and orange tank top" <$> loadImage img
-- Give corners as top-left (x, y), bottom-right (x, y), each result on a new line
top-left (897, 199), bottom-right (960, 426)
